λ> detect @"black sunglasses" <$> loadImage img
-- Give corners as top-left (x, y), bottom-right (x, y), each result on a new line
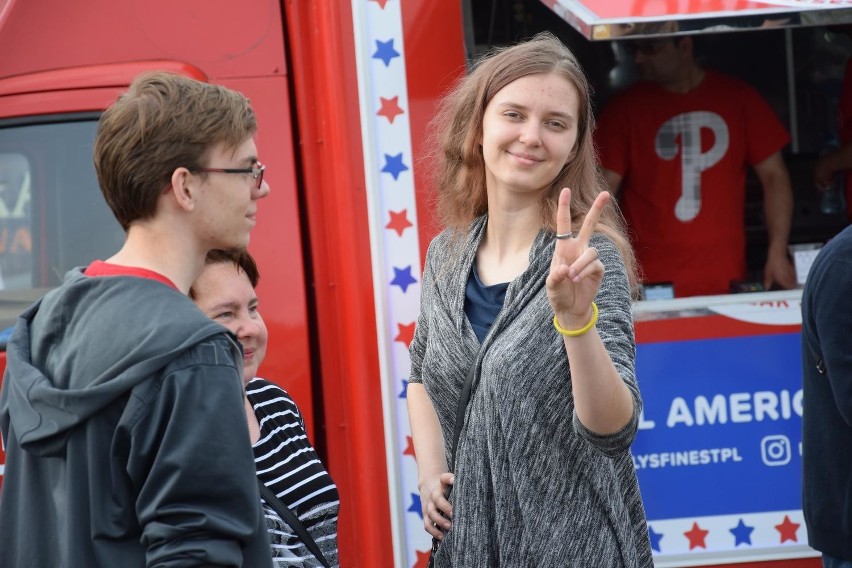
top-left (624, 39), bottom-right (674, 56)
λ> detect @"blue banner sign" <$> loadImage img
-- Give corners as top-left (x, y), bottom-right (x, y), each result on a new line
top-left (632, 329), bottom-right (813, 561)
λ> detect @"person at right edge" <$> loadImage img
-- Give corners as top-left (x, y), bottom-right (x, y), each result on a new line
top-left (407, 33), bottom-right (652, 566)
top-left (801, 224), bottom-right (852, 567)
top-left (596, 34), bottom-right (797, 297)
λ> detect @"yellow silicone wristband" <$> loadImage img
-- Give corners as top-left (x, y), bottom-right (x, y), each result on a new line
top-left (553, 302), bottom-right (599, 337)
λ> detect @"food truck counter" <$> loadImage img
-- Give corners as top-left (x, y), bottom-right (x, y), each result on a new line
top-left (632, 290), bottom-right (817, 566)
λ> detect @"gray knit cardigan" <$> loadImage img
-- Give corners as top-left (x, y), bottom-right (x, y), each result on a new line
top-left (409, 216), bottom-right (653, 567)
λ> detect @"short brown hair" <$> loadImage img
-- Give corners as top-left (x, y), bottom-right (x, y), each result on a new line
top-left (427, 32), bottom-right (637, 287)
top-left (94, 72), bottom-right (257, 230)
top-left (188, 249), bottom-right (260, 300)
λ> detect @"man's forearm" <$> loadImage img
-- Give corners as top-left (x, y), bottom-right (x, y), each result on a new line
top-left (764, 178), bottom-right (793, 255)
top-left (755, 154), bottom-right (794, 255)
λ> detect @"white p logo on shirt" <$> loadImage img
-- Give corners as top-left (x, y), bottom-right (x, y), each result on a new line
top-left (655, 111), bottom-right (729, 222)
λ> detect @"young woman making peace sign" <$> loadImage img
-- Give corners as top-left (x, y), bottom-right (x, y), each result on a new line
top-left (407, 33), bottom-right (653, 567)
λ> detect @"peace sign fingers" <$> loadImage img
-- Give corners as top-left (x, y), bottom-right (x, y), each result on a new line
top-left (554, 187), bottom-right (575, 241)
top-left (547, 188), bottom-right (609, 318)
top-left (554, 188), bottom-right (610, 245)
top-left (575, 190), bottom-right (610, 245)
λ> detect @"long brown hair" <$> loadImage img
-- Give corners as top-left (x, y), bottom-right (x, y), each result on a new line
top-left (427, 32), bottom-right (637, 287)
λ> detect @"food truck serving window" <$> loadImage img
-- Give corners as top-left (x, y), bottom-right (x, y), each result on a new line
top-left (540, 0), bottom-right (852, 40)
top-left (0, 114), bottom-right (124, 335)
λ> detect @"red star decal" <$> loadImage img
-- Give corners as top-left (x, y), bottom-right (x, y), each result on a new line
top-left (377, 96), bottom-right (405, 124)
top-left (684, 522), bottom-right (709, 550)
top-left (413, 548), bottom-right (432, 568)
top-left (386, 209), bottom-right (413, 236)
top-left (395, 322), bottom-right (416, 348)
top-left (775, 515), bottom-right (800, 543)
top-left (403, 435), bottom-right (416, 458)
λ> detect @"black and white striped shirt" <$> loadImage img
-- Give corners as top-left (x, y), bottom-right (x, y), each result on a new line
top-left (246, 378), bottom-right (340, 567)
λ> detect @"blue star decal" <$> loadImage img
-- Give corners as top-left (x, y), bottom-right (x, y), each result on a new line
top-left (729, 518), bottom-right (754, 546)
top-left (372, 38), bottom-right (400, 67)
top-left (399, 379), bottom-right (409, 399)
top-left (648, 525), bottom-right (663, 552)
top-left (407, 493), bottom-right (423, 519)
top-left (390, 265), bottom-right (417, 292)
top-left (381, 153), bottom-right (409, 180)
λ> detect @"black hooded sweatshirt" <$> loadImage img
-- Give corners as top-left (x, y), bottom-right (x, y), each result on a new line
top-left (0, 268), bottom-right (273, 567)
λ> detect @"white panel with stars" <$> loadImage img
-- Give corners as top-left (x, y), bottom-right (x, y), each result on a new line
top-left (351, 0), bottom-right (432, 566)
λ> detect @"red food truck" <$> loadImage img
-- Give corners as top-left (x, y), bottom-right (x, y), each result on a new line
top-left (1, 0), bottom-right (849, 566)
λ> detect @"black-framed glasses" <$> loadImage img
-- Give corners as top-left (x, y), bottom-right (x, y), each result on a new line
top-left (192, 162), bottom-right (266, 189)
top-left (624, 39), bottom-right (673, 57)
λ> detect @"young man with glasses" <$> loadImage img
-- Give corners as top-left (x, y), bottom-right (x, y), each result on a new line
top-left (596, 35), bottom-right (797, 297)
top-left (0, 72), bottom-right (274, 567)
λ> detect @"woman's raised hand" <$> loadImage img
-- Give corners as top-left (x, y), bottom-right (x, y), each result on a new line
top-left (546, 188), bottom-right (608, 330)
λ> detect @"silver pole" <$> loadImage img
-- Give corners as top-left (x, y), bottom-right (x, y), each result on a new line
top-left (785, 28), bottom-right (799, 154)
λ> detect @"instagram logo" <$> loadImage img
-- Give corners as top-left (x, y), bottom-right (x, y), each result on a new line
top-left (761, 435), bottom-right (791, 466)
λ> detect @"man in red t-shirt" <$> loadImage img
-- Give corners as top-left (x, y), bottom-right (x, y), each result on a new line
top-left (597, 36), bottom-right (797, 297)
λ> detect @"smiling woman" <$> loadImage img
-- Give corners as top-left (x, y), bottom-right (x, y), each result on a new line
top-left (191, 249), bottom-right (340, 568)
top-left (480, 73), bottom-right (580, 203)
top-left (408, 32), bottom-right (652, 567)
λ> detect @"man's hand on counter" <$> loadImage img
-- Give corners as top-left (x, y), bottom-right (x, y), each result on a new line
top-left (763, 249), bottom-right (797, 291)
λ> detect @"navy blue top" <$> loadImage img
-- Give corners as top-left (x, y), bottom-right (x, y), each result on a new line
top-left (800, 223), bottom-right (852, 559)
top-left (464, 264), bottom-right (509, 343)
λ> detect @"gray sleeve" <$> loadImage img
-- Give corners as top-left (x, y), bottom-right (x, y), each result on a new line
top-left (572, 234), bottom-right (641, 457)
top-left (409, 240), bottom-right (439, 385)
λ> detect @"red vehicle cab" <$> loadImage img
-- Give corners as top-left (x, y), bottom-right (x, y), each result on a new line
top-left (0, 0), bottom-right (466, 564)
